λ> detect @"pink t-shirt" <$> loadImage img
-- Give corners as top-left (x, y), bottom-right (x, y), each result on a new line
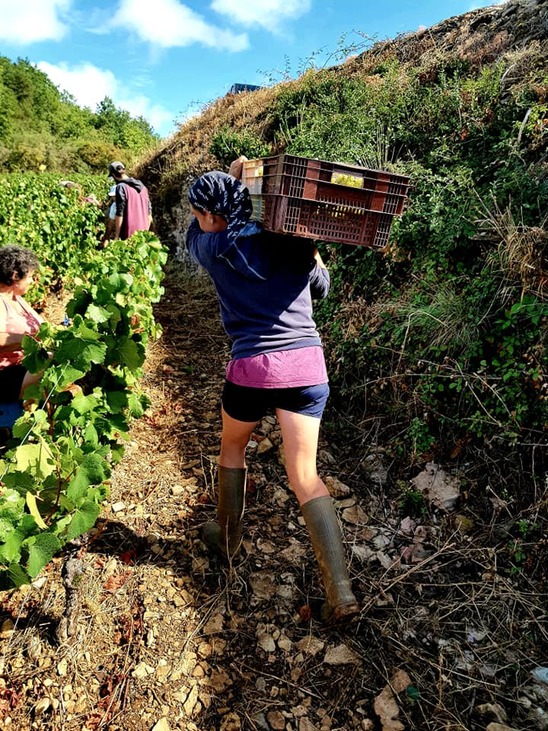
top-left (226, 346), bottom-right (328, 388)
top-left (0, 295), bottom-right (42, 368)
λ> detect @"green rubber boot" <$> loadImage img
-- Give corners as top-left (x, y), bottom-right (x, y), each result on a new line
top-left (301, 495), bottom-right (360, 622)
top-left (202, 466), bottom-right (246, 561)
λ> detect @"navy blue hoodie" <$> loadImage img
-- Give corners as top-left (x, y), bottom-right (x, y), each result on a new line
top-left (186, 220), bottom-right (330, 359)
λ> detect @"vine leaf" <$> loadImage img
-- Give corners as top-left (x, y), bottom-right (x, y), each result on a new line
top-left (85, 304), bottom-right (111, 323)
top-left (67, 453), bottom-right (109, 503)
top-left (109, 336), bottom-right (144, 370)
top-left (26, 533), bottom-right (62, 578)
top-left (15, 441), bottom-right (56, 480)
top-left (6, 562), bottom-right (30, 588)
top-left (0, 529), bottom-right (25, 564)
top-left (26, 492), bottom-right (48, 529)
top-left (65, 502), bottom-right (100, 542)
top-left (54, 328), bottom-right (107, 370)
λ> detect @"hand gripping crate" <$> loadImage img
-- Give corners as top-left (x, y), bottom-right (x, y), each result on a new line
top-left (241, 154), bottom-right (411, 248)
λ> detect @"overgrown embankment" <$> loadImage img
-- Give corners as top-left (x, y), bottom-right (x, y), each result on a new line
top-left (141, 0), bottom-right (547, 502)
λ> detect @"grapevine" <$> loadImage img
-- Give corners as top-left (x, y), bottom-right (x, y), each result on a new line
top-left (0, 173), bottom-right (107, 298)
top-left (0, 181), bottom-right (168, 588)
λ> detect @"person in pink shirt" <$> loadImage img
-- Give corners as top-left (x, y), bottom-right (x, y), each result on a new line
top-left (108, 161), bottom-right (152, 240)
top-left (0, 246), bottom-right (43, 401)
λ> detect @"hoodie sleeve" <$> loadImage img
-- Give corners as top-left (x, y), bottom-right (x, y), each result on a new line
top-left (309, 263), bottom-right (330, 300)
top-left (186, 218), bottom-right (219, 271)
top-left (114, 184), bottom-right (126, 218)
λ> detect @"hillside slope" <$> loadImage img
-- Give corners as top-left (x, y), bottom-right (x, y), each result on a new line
top-left (140, 0), bottom-right (547, 494)
top-left (140, 0), bottom-right (547, 239)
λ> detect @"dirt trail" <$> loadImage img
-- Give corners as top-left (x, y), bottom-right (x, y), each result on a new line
top-left (1, 264), bottom-right (547, 731)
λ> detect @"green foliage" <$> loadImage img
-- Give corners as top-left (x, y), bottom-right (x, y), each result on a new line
top-left (502, 518), bottom-right (541, 575)
top-left (397, 483), bottom-right (428, 517)
top-left (75, 140), bottom-right (121, 172)
top-left (404, 418), bottom-right (436, 462)
top-left (209, 126), bottom-right (270, 167)
top-left (0, 204), bottom-right (167, 587)
top-left (272, 72), bottom-right (391, 162)
top-left (0, 173), bottom-right (107, 294)
top-left (268, 52), bottom-right (548, 478)
top-left (0, 56), bottom-right (160, 173)
top-left (94, 97), bottom-right (157, 153)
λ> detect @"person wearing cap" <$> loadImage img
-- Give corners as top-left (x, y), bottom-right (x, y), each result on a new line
top-left (108, 161), bottom-right (152, 240)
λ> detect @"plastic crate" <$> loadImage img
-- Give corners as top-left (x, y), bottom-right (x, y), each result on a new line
top-left (241, 158), bottom-right (264, 195)
top-left (241, 154), bottom-right (411, 248)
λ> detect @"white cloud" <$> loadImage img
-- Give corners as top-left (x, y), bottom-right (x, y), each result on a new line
top-left (111, 0), bottom-right (248, 51)
top-left (210, 0), bottom-right (311, 31)
top-left (37, 61), bottom-right (175, 136)
top-left (37, 61), bottom-right (117, 109)
top-left (468, 0), bottom-right (506, 8)
top-left (0, 0), bottom-right (72, 44)
top-left (118, 94), bottom-right (175, 135)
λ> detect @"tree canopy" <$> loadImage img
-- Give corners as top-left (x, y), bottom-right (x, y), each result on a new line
top-left (0, 56), bottom-right (160, 173)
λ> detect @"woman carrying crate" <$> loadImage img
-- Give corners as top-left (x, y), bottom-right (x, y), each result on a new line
top-left (185, 158), bottom-right (359, 623)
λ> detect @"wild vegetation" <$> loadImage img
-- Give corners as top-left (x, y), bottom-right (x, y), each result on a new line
top-left (0, 56), bottom-right (159, 173)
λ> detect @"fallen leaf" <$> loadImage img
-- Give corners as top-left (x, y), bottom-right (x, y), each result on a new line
top-left (119, 549), bottom-right (136, 565)
top-left (102, 571), bottom-right (132, 594)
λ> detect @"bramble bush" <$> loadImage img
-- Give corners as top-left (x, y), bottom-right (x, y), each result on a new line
top-left (265, 52), bottom-right (547, 489)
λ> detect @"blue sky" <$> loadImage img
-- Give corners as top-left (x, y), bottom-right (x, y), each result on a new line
top-left (0, 0), bottom-right (504, 138)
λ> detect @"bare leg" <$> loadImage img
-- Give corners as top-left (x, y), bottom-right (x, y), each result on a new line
top-left (276, 408), bottom-right (358, 621)
top-left (219, 407), bottom-right (258, 468)
top-left (275, 408), bottom-right (328, 504)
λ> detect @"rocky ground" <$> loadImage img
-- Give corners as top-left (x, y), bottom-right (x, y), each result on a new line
top-left (0, 263), bottom-right (547, 731)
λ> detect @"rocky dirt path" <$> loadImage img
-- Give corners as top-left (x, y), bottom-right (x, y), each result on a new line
top-left (1, 264), bottom-right (547, 731)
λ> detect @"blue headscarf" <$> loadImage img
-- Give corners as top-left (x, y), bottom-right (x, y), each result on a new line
top-left (188, 170), bottom-right (267, 280)
top-left (188, 171), bottom-right (253, 245)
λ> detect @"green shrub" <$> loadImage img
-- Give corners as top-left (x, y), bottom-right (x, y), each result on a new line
top-left (209, 127), bottom-right (270, 167)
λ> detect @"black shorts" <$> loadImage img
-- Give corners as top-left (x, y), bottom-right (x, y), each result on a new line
top-left (222, 380), bottom-right (329, 422)
top-left (0, 365), bottom-right (26, 403)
